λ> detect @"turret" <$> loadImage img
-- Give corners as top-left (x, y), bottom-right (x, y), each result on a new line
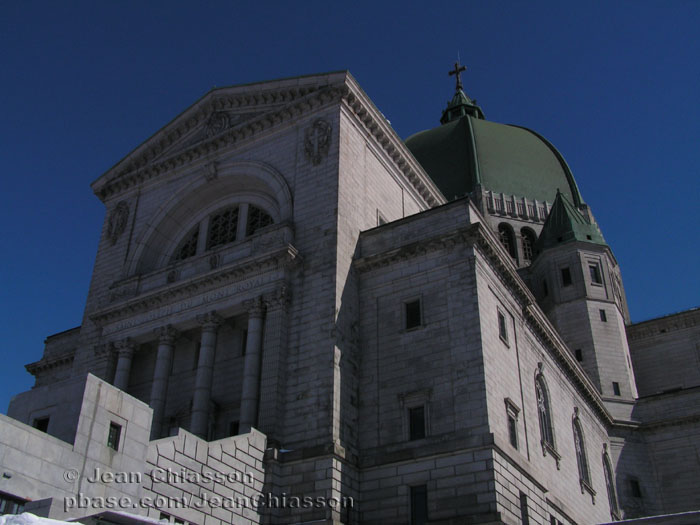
top-left (529, 192), bottom-right (637, 413)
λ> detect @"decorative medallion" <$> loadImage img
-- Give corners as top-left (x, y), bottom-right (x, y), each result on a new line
top-left (206, 112), bottom-right (230, 137)
top-left (304, 119), bottom-right (331, 165)
top-left (106, 201), bottom-right (129, 246)
top-left (166, 269), bottom-right (179, 283)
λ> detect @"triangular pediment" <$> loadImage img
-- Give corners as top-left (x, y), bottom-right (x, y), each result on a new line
top-left (91, 71), bottom-right (351, 200)
top-left (91, 70), bottom-right (444, 208)
top-left (151, 109), bottom-right (269, 163)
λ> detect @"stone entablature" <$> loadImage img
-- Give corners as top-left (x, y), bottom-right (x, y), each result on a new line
top-left (25, 354), bottom-right (74, 377)
top-left (106, 222), bottom-right (295, 304)
top-left (91, 242), bottom-right (298, 338)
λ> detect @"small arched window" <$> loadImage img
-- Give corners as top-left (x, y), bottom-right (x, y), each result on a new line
top-left (498, 223), bottom-right (517, 260)
top-left (573, 417), bottom-right (590, 485)
top-left (536, 375), bottom-right (555, 449)
top-left (604, 450), bottom-right (620, 519)
top-left (521, 228), bottom-right (536, 263)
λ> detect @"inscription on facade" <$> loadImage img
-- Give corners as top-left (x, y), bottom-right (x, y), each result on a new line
top-left (103, 274), bottom-right (273, 336)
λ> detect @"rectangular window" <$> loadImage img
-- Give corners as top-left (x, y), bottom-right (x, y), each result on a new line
top-left (410, 485), bottom-right (428, 525)
top-left (589, 264), bottom-right (602, 284)
top-left (498, 310), bottom-right (508, 344)
top-left (542, 279), bottom-right (549, 297)
top-left (519, 492), bottom-right (530, 525)
top-left (508, 413), bottom-right (518, 449)
top-left (107, 422), bottom-right (122, 451)
top-left (405, 299), bottom-right (422, 330)
top-left (561, 267), bottom-right (572, 286)
top-left (575, 349), bottom-right (583, 362)
top-left (409, 406), bottom-right (426, 440)
top-left (33, 417), bottom-right (49, 433)
top-left (600, 309), bottom-right (608, 322)
top-left (630, 478), bottom-right (642, 498)
top-left (0, 495), bottom-right (26, 516)
top-left (613, 382), bottom-right (621, 396)
top-left (229, 420), bottom-right (240, 436)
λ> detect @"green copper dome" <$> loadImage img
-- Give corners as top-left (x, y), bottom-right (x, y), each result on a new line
top-left (405, 92), bottom-right (584, 206)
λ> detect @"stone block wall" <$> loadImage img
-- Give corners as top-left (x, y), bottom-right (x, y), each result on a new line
top-left (476, 245), bottom-right (618, 524)
top-left (142, 428), bottom-right (266, 525)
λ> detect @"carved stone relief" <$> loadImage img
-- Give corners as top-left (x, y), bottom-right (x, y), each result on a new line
top-left (106, 201), bottom-right (129, 245)
top-left (304, 119), bottom-right (331, 165)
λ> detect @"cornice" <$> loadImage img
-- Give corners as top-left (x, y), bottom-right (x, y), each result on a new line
top-left (90, 244), bottom-right (299, 325)
top-left (627, 307), bottom-right (700, 341)
top-left (26, 354), bottom-right (75, 376)
top-left (355, 220), bottom-right (613, 426)
top-left (355, 226), bottom-right (470, 273)
top-left (341, 76), bottom-right (444, 208)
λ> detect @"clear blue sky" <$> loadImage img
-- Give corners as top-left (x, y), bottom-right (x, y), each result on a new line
top-left (1, 1), bottom-right (698, 412)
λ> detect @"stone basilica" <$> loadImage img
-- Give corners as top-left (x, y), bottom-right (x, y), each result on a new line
top-left (1, 69), bottom-right (699, 525)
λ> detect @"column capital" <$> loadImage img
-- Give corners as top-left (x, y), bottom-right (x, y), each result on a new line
top-left (244, 296), bottom-right (265, 319)
top-left (264, 285), bottom-right (291, 311)
top-left (114, 337), bottom-right (135, 357)
top-left (154, 324), bottom-right (179, 344)
top-left (197, 311), bottom-right (223, 330)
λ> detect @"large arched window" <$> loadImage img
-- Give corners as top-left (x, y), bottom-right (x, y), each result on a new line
top-left (171, 204), bottom-right (274, 262)
top-left (521, 228), bottom-right (536, 263)
top-left (573, 415), bottom-right (591, 486)
top-left (535, 373), bottom-right (556, 450)
top-left (603, 449), bottom-right (620, 519)
top-left (498, 223), bottom-right (517, 260)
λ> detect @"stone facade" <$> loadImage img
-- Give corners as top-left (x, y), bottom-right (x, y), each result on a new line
top-left (1, 71), bottom-right (698, 524)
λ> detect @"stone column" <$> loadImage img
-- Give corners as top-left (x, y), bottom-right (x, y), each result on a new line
top-left (149, 325), bottom-right (178, 439)
top-left (113, 338), bottom-right (135, 391)
top-left (239, 297), bottom-right (265, 434)
top-left (257, 285), bottom-right (290, 441)
top-left (190, 312), bottom-right (222, 438)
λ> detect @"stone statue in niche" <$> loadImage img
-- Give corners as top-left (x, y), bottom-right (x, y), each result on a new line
top-left (106, 201), bottom-right (129, 245)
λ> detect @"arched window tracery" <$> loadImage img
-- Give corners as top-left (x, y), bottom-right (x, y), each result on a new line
top-left (170, 203), bottom-right (274, 263)
top-left (173, 226), bottom-right (199, 262)
top-left (521, 227), bottom-right (536, 263)
top-left (498, 223), bottom-right (517, 261)
top-left (246, 205), bottom-right (274, 236)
